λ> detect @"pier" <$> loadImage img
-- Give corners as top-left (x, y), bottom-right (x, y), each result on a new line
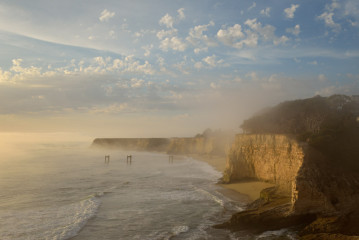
top-left (127, 155), bottom-right (132, 164)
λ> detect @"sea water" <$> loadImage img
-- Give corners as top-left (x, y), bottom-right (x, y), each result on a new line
top-left (0, 140), bottom-right (297, 240)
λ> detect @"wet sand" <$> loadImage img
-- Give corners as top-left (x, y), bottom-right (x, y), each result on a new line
top-left (218, 181), bottom-right (275, 201)
top-left (193, 154), bottom-right (274, 201)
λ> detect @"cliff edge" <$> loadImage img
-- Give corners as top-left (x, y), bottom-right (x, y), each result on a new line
top-left (218, 134), bottom-right (359, 239)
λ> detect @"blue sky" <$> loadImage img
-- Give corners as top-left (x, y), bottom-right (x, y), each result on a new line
top-left (0, 0), bottom-right (358, 137)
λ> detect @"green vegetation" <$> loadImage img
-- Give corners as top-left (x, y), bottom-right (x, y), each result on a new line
top-left (240, 95), bottom-right (359, 170)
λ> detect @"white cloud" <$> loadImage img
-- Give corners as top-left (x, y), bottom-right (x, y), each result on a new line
top-left (156, 29), bottom-right (178, 39)
top-left (142, 44), bottom-right (153, 57)
top-left (202, 55), bottom-right (223, 68)
top-left (273, 35), bottom-right (289, 45)
top-left (286, 24), bottom-right (300, 36)
top-left (187, 21), bottom-right (216, 50)
top-left (245, 18), bottom-right (289, 46)
top-left (94, 57), bottom-right (106, 67)
top-left (130, 78), bottom-right (145, 88)
top-left (203, 55), bottom-right (217, 67)
top-left (260, 7), bottom-right (271, 17)
top-left (194, 47), bottom-right (208, 54)
top-left (217, 19), bottom-right (288, 49)
top-left (160, 37), bottom-right (187, 52)
top-left (317, 0), bottom-right (341, 32)
top-left (318, 11), bottom-right (341, 32)
top-left (284, 4), bottom-right (299, 19)
top-left (99, 9), bottom-right (115, 22)
top-left (105, 55), bottom-right (155, 75)
top-left (159, 13), bottom-right (174, 28)
top-left (173, 61), bottom-right (189, 74)
top-left (248, 2), bottom-right (256, 10)
top-left (217, 24), bottom-right (244, 45)
top-left (0, 68), bottom-right (11, 82)
top-left (177, 8), bottom-right (185, 20)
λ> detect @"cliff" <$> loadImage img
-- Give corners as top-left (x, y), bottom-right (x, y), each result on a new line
top-left (92, 136), bottom-right (232, 156)
top-left (92, 138), bottom-right (170, 152)
top-left (219, 134), bottom-right (359, 238)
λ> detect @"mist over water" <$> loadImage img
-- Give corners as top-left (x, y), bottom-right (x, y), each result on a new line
top-left (0, 133), bottom-right (239, 239)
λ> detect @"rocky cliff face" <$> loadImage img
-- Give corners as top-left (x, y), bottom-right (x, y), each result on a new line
top-left (223, 134), bottom-right (359, 216)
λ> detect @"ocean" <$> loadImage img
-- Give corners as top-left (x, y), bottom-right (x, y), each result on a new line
top-left (0, 137), bottom-right (297, 240)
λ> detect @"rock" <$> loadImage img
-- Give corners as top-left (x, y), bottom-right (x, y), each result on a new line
top-left (220, 134), bottom-right (359, 237)
top-left (214, 187), bottom-right (316, 233)
top-left (300, 233), bottom-right (359, 240)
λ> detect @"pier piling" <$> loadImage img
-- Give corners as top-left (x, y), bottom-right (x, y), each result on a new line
top-left (127, 155), bottom-right (132, 164)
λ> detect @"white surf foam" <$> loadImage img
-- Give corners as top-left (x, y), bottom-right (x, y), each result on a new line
top-left (0, 196), bottom-right (101, 240)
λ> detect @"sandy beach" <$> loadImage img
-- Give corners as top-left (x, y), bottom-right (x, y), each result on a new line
top-left (193, 154), bottom-right (274, 202)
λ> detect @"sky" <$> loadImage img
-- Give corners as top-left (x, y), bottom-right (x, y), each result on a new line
top-left (0, 0), bottom-right (358, 138)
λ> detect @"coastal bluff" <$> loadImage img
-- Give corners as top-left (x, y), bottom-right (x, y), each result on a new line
top-left (91, 136), bottom-right (231, 156)
top-left (219, 134), bottom-right (359, 238)
top-left (92, 133), bottom-right (359, 238)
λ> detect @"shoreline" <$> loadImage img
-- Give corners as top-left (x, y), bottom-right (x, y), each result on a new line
top-left (191, 154), bottom-right (273, 202)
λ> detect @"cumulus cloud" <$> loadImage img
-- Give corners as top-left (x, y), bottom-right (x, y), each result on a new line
top-left (156, 29), bottom-right (178, 39)
top-left (260, 7), bottom-right (271, 17)
top-left (286, 24), bottom-right (301, 36)
top-left (160, 37), bottom-right (187, 52)
top-left (217, 19), bottom-right (288, 49)
top-left (177, 8), bottom-right (185, 20)
top-left (203, 55), bottom-right (217, 67)
top-left (317, 0), bottom-right (341, 32)
top-left (187, 21), bottom-right (216, 51)
top-left (245, 18), bottom-right (289, 45)
top-left (159, 13), bottom-right (174, 28)
top-left (217, 24), bottom-right (245, 46)
top-left (284, 4), bottom-right (299, 19)
top-left (130, 78), bottom-right (145, 88)
top-left (194, 47), bottom-right (208, 54)
top-left (202, 55), bottom-right (223, 68)
top-left (318, 11), bottom-right (341, 32)
top-left (99, 9), bottom-right (115, 22)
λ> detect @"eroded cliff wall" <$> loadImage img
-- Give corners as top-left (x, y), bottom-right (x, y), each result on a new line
top-left (223, 134), bottom-right (359, 215)
top-left (92, 136), bottom-right (231, 156)
top-left (223, 134), bottom-right (304, 193)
